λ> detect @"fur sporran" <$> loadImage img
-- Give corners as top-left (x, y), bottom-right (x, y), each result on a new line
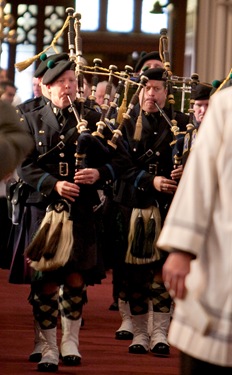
top-left (24, 199), bottom-right (73, 271)
top-left (125, 206), bottom-right (162, 265)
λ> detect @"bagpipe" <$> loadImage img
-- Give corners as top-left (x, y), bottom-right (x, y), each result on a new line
top-left (67, 13), bottom-right (205, 169)
top-left (155, 28), bottom-right (186, 167)
top-left (15, 8), bottom-right (205, 171)
top-left (63, 7), bottom-right (151, 165)
top-left (180, 72), bottom-right (200, 165)
top-left (64, 8), bottom-right (112, 170)
top-left (157, 28), bottom-right (202, 168)
top-left (170, 72), bottom-right (199, 167)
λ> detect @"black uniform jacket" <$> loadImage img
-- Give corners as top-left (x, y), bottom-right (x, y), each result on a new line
top-left (114, 104), bottom-right (189, 221)
top-left (18, 100), bottom-right (133, 206)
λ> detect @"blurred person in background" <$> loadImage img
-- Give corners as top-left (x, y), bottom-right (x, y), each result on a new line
top-left (0, 100), bottom-right (33, 268)
top-left (32, 76), bottom-right (43, 98)
top-left (0, 80), bottom-right (17, 104)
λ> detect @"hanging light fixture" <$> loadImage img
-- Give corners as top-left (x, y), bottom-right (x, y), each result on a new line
top-left (0, 1), bottom-right (17, 56)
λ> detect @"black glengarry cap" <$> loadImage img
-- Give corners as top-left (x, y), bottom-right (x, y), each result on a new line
top-left (42, 59), bottom-right (76, 85)
top-left (34, 52), bottom-right (69, 78)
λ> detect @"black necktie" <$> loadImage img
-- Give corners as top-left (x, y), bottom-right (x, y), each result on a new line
top-left (57, 109), bottom-right (65, 127)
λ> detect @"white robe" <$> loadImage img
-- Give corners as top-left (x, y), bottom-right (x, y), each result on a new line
top-left (157, 86), bottom-right (232, 366)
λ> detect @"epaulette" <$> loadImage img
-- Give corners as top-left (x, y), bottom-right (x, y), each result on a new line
top-left (17, 96), bottom-right (49, 115)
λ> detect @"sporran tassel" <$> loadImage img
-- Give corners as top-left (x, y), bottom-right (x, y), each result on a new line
top-left (43, 221), bottom-right (63, 260)
top-left (130, 209), bottom-right (145, 258)
top-left (142, 210), bottom-right (156, 258)
top-left (24, 211), bottom-right (53, 261)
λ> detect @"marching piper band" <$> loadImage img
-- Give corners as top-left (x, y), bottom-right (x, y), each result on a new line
top-left (5, 6), bottom-right (222, 373)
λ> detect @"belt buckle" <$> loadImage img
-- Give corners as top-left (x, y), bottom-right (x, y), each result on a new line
top-left (149, 163), bottom-right (157, 175)
top-left (145, 149), bottom-right (153, 157)
top-left (59, 162), bottom-right (69, 176)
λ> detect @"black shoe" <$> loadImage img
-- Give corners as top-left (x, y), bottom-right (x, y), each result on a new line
top-left (151, 342), bottom-right (170, 357)
top-left (37, 362), bottom-right (58, 372)
top-left (61, 355), bottom-right (81, 366)
top-left (29, 352), bottom-right (42, 362)
top-left (109, 301), bottom-right (119, 311)
top-left (129, 344), bottom-right (148, 354)
top-left (115, 330), bottom-right (134, 340)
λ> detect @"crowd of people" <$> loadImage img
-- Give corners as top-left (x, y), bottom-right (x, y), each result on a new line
top-left (0, 42), bottom-right (232, 375)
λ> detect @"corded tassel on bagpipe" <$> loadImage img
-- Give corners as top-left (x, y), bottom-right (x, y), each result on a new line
top-left (15, 14), bottom-right (71, 72)
top-left (24, 199), bottom-right (74, 271)
top-left (105, 64), bottom-right (134, 124)
top-left (116, 76), bottom-right (131, 124)
top-left (108, 74), bottom-right (149, 149)
top-left (133, 87), bottom-right (145, 141)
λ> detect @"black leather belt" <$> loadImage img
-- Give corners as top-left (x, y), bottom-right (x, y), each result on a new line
top-left (44, 163), bottom-right (75, 177)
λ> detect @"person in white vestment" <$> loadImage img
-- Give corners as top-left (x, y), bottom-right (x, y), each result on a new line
top-left (157, 86), bottom-right (232, 374)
